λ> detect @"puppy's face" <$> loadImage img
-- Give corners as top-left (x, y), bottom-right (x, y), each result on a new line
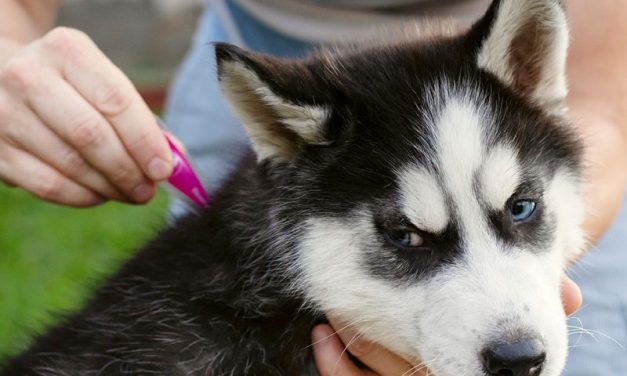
top-left (217, 1), bottom-right (583, 375)
top-left (293, 83), bottom-right (582, 376)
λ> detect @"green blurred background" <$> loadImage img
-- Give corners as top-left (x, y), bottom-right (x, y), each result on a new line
top-left (0, 186), bottom-right (169, 359)
top-left (0, 0), bottom-right (203, 362)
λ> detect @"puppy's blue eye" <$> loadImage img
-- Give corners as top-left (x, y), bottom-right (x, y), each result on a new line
top-left (386, 230), bottom-right (423, 249)
top-left (511, 200), bottom-right (537, 222)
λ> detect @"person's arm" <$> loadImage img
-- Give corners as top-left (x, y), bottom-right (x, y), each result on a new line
top-left (566, 0), bottom-right (627, 245)
top-left (312, 0), bottom-right (627, 374)
top-left (0, 1), bottom-right (173, 206)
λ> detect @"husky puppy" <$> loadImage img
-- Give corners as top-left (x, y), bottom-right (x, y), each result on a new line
top-left (1, 0), bottom-right (584, 375)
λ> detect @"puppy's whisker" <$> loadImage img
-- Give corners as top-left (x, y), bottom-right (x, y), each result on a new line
top-left (567, 317), bottom-right (625, 349)
top-left (402, 358), bottom-right (438, 376)
top-left (331, 328), bottom-right (369, 376)
top-left (402, 363), bottom-right (426, 376)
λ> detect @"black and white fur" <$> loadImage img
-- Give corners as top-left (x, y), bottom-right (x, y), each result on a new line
top-left (1, 0), bottom-right (584, 375)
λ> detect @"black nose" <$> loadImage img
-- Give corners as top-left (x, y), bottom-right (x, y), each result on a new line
top-left (482, 340), bottom-right (546, 376)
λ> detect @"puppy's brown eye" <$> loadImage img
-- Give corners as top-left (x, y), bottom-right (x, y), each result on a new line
top-left (385, 230), bottom-right (424, 249)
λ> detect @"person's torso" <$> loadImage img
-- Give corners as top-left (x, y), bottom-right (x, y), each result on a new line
top-left (213, 0), bottom-right (490, 43)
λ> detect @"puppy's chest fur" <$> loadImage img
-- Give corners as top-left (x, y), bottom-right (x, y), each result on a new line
top-left (3, 156), bottom-right (322, 375)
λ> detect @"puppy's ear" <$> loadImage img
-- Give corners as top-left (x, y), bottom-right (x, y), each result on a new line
top-left (215, 43), bottom-right (332, 162)
top-left (471, 0), bottom-right (569, 114)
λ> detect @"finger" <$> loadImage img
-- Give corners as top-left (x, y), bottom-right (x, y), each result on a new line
top-left (0, 179), bottom-right (16, 187)
top-left (561, 275), bottom-right (583, 316)
top-left (40, 28), bottom-right (172, 181)
top-left (2, 102), bottom-right (124, 201)
top-left (312, 324), bottom-right (376, 376)
top-left (21, 73), bottom-right (155, 203)
top-left (164, 131), bottom-right (187, 154)
top-left (0, 144), bottom-right (104, 207)
top-left (330, 320), bottom-right (422, 376)
top-left (353, 346), bottom-right (427, 376)
top-left (343, 339), bottom-right (422, 376)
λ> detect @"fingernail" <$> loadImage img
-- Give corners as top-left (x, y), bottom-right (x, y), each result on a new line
top-left (148, 157), bottom-right (171, 180)
top-left (133, 183), bottom-right (154, 202)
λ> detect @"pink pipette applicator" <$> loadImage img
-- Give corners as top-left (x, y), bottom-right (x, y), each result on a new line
top-left (156, 117), bottom-right (210, 213)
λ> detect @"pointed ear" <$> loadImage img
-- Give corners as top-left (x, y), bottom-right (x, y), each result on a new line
top-left (215, 43), bottom-right (332, 161)
top-left (472, 0), bottom-right (570, 114)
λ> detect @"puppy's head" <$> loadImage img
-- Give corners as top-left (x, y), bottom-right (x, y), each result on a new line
top-left (216, 0), bottom-right (583, 375)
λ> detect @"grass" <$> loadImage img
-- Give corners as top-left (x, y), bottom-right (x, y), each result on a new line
top-left (0, 185), bottom-right (169, 361)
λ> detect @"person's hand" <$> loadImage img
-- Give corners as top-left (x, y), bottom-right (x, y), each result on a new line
top-left (0, 27), bottom-right (172, 207)
top-left (312, 275), bottom-right (582, 376)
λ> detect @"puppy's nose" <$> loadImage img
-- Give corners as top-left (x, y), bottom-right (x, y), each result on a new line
top-left (482, 339), bottom-right (546, 376)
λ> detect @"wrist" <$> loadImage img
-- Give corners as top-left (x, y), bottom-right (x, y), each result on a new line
top-left (567, 107), bottom-right (627, 246)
